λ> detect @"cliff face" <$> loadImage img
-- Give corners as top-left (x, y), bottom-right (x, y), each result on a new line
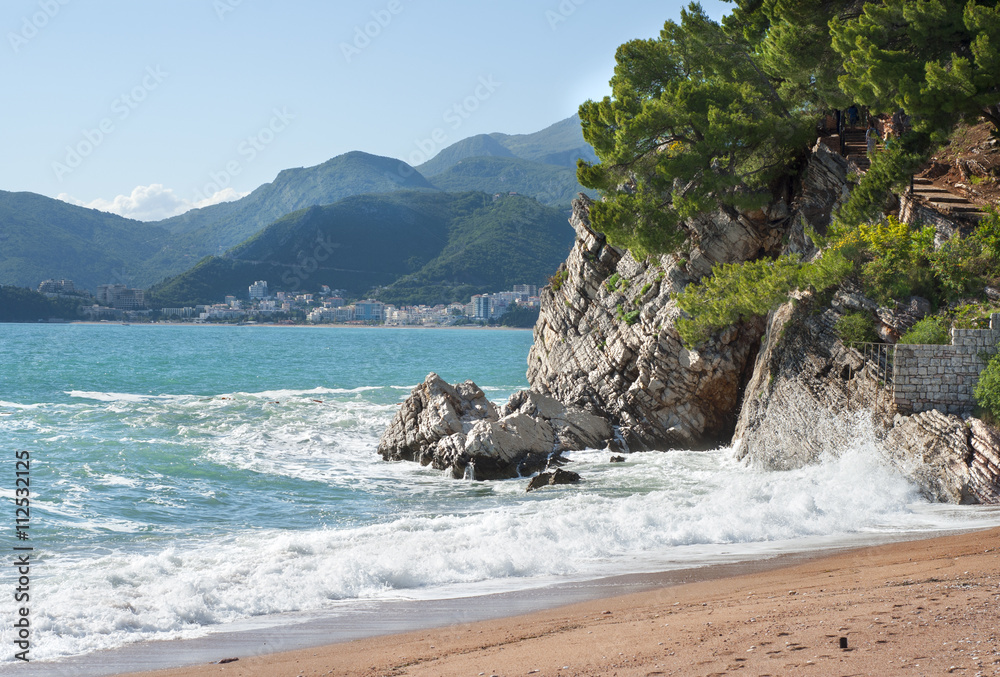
top-left (526, 195), bottom-right (774, 451)
top-left (526, 141), bottom-right (851, 451)
top-left (732, 285), bottom-right (1000, 504)
top-left (523, 137), bottom-right (1000, 503)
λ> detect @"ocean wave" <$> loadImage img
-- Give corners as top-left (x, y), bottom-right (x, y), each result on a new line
top-left (66, 391), bottom-right (172, 403)
top-left (10, 443), bottom-right (1000, 662)
top-left (0, 400), bottom-right (44, 410)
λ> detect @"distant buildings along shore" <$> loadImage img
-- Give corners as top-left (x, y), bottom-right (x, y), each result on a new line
top-left (16, 278), bottom-right (542, 326)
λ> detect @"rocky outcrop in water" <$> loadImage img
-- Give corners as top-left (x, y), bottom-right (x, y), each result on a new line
top-left (882, 410), bottom-right (974, 504)
top-left (525, 468), bottom-right (581, 492)
top-left (375, 139), bottom-right (1000, 503)
top-left (732, 292), bottom-right (863, 470)
top-left (377, 373), bottom-right (611, 480)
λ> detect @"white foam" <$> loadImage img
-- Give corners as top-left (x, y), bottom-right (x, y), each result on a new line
top-left (11, 443), bottom-right (1000, 663)
top-left (66, 391), bottom-right (168, 403)
top-left (0, 400), bottom-right (43, 409)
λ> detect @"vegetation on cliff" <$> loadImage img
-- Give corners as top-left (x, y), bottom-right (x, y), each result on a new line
top-left (578, 1), bottom-right (1000, 346)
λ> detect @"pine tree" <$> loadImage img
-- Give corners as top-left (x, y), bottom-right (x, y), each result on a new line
top-left (577, 3), bottom-right (812, 256)
top-left (831, 0), bottom-right (1000, 138)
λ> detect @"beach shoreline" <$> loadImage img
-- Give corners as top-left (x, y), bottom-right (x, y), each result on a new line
top-left (34, 526), bottom-right (1000, 677)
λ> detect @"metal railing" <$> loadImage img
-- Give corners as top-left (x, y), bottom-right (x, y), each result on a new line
top-left (846, 342), bottom-right (897, 416)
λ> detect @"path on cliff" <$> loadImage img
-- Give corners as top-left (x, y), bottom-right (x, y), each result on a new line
top-left (841, 128), bottom-right (870, 171)
top-left (910, 176), bottom-right (988, 222)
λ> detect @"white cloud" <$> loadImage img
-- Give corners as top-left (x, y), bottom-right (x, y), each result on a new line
top-left (57, 184), bottom-right (248, 222)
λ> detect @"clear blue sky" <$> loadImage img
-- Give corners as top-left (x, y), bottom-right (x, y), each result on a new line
top-left (2, 0), bottom-right (730, 220)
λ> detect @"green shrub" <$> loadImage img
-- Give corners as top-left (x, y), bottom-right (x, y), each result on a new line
top-left (953, 303), bottom-right (991, 330)
top-left (605, 273), bottom-right (622, 292)
top-left (836, 312), bottom-right (878, 344)
top-left (898, 316), bottom-right (951, 345)
top-left (975, 351), bottom-right (1000, 421)
top-left (549, 269), bottom-right (568, 291)
top-left (673, 250), bottom-right (850, 346)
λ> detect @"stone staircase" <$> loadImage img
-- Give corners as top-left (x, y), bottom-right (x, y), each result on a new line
top-left (841, 129), bottom-right (870, 171)
top-left (909, 177), bottom-right (988, 223)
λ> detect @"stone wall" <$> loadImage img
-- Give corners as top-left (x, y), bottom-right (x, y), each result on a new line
top-left (893, 313), bottom-right (1000, 415)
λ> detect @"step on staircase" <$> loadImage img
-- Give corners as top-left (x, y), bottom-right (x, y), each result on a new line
top-left (841, 129), bottom-right (870, 171)
top-left (910, 177), bottom-right (988, 222)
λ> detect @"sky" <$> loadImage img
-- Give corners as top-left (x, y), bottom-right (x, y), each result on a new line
top-left (2, 0), bottom-right (730, 221)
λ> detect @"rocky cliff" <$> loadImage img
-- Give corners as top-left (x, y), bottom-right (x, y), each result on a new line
top-left (525, 141), bottom-right (852, 451)
top-left (525, 198), bottom-right (765, 450)
top-left (378, 139), bottom-right (1000, 504)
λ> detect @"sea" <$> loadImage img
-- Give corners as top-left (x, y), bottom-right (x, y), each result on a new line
top-left (2, 323), bottom-right (1000, 669)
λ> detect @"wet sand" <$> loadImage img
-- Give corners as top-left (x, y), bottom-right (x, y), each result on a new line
top-left (114, 527), bottom-right (1000, 677)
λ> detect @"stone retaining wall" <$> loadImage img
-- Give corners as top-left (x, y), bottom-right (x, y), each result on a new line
top-left (893, 313), bottom-right (1000, 414)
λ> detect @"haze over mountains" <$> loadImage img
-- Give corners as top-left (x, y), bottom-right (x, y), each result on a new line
top-left (0, 115), bottom-right (597, 304)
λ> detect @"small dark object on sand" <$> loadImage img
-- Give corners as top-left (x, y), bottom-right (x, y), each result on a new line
top-left (839, 637), bottom-right (848, 649)
top-left (218, 657), bottom-right (239, 664)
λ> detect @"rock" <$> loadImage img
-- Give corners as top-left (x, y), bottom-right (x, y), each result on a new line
top-left (733, 291), bottom-right (867, 470)
top-left (733, 288), bottom-right (984, 503)
top-left (882, 410), bottom-right (974, 504)
top-left (785, 140), bottom-right (851, 256)
top-left (526, 195), bottom-right (770, 451)
top-left (968, 418), bottom-right (1000, 503)
top-left (610, 455), bottom-right (626, 463)
top-left (876, 296), bottom-right (931, 343)
top-left (378, 373), bottom-right (611, 480)
top-left (526, 142), bottom-right (854, 452)
top-left (526, 468), bottom-right (581, 492)
top-left (376, 372), bottom-right (497, 469)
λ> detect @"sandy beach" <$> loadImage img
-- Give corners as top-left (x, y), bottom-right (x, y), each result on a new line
top-left (116, 527), bottom-right (1000, 677)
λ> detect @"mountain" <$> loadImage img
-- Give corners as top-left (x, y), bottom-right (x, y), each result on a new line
top-left (376, 192), bottom-right (573, 306)
top-left (0, 191), bottom-right (173, 290)
top-left (416, 134), bottom-right (515, 177)
top-left (154, 150), bottom-right (437, 249)
top-left (426, 156), bottom-right (588, 207)
top-left (0, 117), bottom-right (589, 295)
top-left (148, 191), bottom-right (573, 308)
top-left (489, 114), bottom-right (599, 168)
top-left (418, 114), bottom-right (598, 207)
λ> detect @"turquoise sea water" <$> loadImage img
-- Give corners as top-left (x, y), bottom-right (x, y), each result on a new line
top-left (2, 323), bottom-right (999, 664)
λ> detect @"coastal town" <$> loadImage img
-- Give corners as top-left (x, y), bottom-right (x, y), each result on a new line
top-left (31, 278), bottom-right (541, 326)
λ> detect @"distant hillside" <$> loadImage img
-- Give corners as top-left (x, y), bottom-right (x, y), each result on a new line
top-left (0, 191), bottom-right (173, 291)
top-left (376, 193), bottom-right (573, 306)
top-left (489, 114), bottom-right (599, 168)
top-left (427, 156), bottom-right (591, 207)
top-left (418, 115), bottom-right (598, 207)
top-left (150, 152), bottom-right (438, 268)
top-left (1, 118), bottom-right (588, 294)
top-left (0, 285), bottom-right (86, 322)
top-left (148, 191), bottom-right (573, 308)
top-left (417, 134), bottom-right (515, 177)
